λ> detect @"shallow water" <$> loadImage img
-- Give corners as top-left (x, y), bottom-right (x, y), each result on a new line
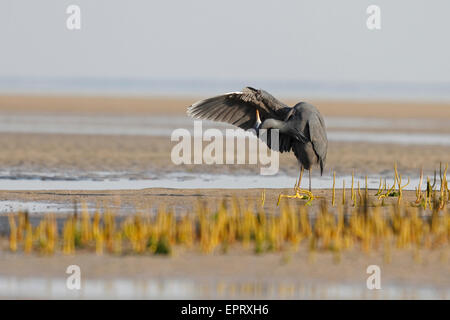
top-left (0, 171), bottom-right (438, 214)
top-left (0, 276), bottom-right (447, 299)
top-left (0, 172), bottom-right (432, 191)
top-left (0, 201), bottom-right (75, 214)
top-left (329, 131), bottom-right (450, 145)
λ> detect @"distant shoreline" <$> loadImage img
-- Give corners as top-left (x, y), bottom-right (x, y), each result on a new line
top-left (0, 94), bottom-right (449, 119)
top-left (1, 77), bottom-right (450, 102)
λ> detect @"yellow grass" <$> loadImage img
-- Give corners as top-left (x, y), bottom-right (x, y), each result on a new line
top-left (2, 163), bottom-right (449, 259)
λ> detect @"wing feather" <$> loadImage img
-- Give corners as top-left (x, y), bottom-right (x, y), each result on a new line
top-left (187, 87), bottom-right (290, 130)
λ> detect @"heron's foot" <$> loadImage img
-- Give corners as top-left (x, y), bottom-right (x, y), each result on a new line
top-left (294, 186), bottom-right (314, 197)
top-left (277, 188), bottom-right (315, 206)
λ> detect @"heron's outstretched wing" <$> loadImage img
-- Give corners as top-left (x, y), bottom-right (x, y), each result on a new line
top-left (187, 87), bottom-right (290, 130)
top-left (307, 116), bottom-right (328, 174)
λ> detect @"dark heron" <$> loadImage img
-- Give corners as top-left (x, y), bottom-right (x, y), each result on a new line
top-left (187, 87), bottom-right (328, 202)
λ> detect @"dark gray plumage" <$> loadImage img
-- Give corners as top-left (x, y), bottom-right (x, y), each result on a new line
top-left (187, 87), bottom-right (328, 190)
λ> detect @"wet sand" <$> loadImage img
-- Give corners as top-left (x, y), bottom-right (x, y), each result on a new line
top-left (0, 95), bottom-right (449, 299)
top-left (0, 95), bottom-right (448, 178)
top-left (0, 133), bottom-right (448, 178)
top-left (0, 189), bottom-right (428, 219)
top-left (0, 247), bottom-right (449, 298)
top-left (0, 189), bottom-right (448, 299)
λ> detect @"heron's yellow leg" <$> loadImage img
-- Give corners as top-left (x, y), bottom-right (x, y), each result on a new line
top-left (277, 190), bottom-right (315, 206)
top-left (277, 167), bottom-right (316, 205)
top-left (296, 167), bottom-right (304, 189)
top-left (294, 167), bottom-right (314, 198)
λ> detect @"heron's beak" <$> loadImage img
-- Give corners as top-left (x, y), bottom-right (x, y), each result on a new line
top-left (255, 109), bottom-right (262, 125)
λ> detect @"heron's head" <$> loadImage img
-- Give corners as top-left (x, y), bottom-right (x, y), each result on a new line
top-left (260, 118), bottom-right (285, 130)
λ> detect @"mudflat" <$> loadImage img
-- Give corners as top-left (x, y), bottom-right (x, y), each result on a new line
top-left (0, 95), bottom-right (448, 299)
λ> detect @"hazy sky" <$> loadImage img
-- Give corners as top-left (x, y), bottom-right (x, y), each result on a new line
top-left (1, 0), bottom-right (449, 97)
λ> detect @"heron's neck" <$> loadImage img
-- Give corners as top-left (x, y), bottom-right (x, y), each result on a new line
top-left (254, 118), bottom-right (286, 137)
top-left (260, 119), bottom-right (286, 131)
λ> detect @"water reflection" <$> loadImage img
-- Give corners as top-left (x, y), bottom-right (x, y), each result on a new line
top-left (0, 277), bottom-right (447, 299)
